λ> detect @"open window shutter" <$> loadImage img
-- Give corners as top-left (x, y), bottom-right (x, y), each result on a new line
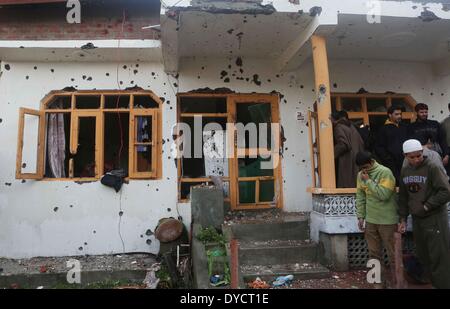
top-left (129, 110), bottom-right (157, 179)
top-left (16, 108), bottom-right (45, 179)
top-left (308, 111), bottom-right (321, 188)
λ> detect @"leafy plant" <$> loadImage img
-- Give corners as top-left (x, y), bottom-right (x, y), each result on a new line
top-left (196, 226), bottom-right (226, 245)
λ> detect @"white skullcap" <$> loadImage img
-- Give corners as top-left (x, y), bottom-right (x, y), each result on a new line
top-left (403, 139), bottom-right (423, 154)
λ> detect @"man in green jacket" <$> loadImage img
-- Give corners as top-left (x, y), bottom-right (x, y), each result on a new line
top-left (398, 139), bottom-right (450, 289)
top-left (356, 151), bottom-right (399, 288)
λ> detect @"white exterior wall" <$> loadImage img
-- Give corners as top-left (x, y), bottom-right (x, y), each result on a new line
top-left (0, 55), bottom-right (449, 258)
top-left (0, 61), bottom-right (182, 258)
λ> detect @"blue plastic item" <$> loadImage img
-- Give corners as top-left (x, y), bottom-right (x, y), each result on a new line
top-left (272, 275), bottom-right (294, 287)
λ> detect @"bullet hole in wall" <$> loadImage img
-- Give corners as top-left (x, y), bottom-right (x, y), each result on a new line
top-left (21, 180), bottom-right (26, 183)
top-left (79, 247), bottom-right (83, 251)
top-left (34, 66), bottom-right (37, 70)
top-left (123, 65), bottom-right (127, 69)
top-left (5, 183), bottom-right (12, 186)
top-left (26, 76), bottom-right (29, 80)
top-left (134, 69), bottom-right (138, 74)
top-left (167, 208), bottom-right (171, 212)
top-left (146, 239), bottom-right (152, 245)
top-left (70, 205), bottom-right (73, 208)
top-left (236, 57), bottom-right (243, 67)
top-left (140, 235), bottom-right (144, 238)
top-left (22, 163), bottom-right (26, 168)
top-left (93, 230), bottom-right (96, 234)
top-left (82, 75), bottom-right (86, 80)
top-left (84, 242), bottom-right (88, 246)
top-left (4, 64), bottom-right (10, 70)
top-left (71, 78), bottom-right (75, 82)
top-left (51, 69), bottom-right (54, 73)
top-left (119, 211), bottom-right (124, 216)
top-left (53, 207), bottom-right (59, 212)
top-left (106, 73), bottom-right (110, 76)
top-left (224, 78), bottom-right (230, 83)
top-left (87, 77), bottom-right (92, 81)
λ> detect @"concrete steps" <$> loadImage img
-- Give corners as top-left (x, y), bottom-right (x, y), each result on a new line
top-left (229, 218), bottom-right (310, 241)
top-left (224, 214), bottom-right (330, 288)
top-left (239, 240), bottom-right (319, 265)
top-left (241, 263), bottom-right (330, 283)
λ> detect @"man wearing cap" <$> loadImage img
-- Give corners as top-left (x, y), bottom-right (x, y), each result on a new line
top-left (398, 139), bottom-right (450, 288)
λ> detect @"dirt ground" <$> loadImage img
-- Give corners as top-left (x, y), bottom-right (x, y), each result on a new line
top-left (262, 270), bottom-right (432, 289)
top-left (0, 253), bottom-right (157, 276)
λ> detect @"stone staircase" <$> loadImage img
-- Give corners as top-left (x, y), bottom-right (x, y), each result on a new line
top-left (223, 214), bottom-right (330, 287)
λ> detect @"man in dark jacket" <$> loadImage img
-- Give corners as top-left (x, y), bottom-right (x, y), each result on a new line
top-left (408, 103), bottom-right (449, 165)
top-left (374, 105), bottom-right (408, 183)
top-left (398, 139), bottom-right (450, 289)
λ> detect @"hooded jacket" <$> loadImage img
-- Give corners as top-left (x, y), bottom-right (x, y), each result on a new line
top-left (399, 157), bottom-right (450, 220)
top-left (356, 161), bottom-right (399, 225)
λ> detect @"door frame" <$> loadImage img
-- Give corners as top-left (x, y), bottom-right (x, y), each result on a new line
top-left (227, 94), bottom-right (283, 210)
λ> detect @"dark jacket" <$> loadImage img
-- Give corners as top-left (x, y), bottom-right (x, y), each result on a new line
top-left (333, 119), bottom-right (365, 188)
top-left (374, 120), bottom-right (408, 181)
top-left (398, 157), bottom-right (450, 220)
top-left (408, 119), bottom-right (448, 157)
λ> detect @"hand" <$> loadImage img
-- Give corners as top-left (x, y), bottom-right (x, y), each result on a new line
top-left (423, 204), bottom-right (429, 212)
top-left (398, 221), bottom-right (407, 234)
top-left (443, 155), bottom-right (449, 166)
top-left (360, 170), bottom-right (369, 181)
top-left (358, 218), bottom-right (365, 232)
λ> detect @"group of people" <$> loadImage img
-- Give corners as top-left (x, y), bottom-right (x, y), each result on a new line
top-left (332, 103), bottom-right (450, 289)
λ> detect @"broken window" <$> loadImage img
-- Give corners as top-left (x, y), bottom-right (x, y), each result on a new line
top-left (177, 93), bottom-right (282, 211)
top-left (178, 96), bottom-right (229, 202)
top-left (16, 91), bottom-right (162, 181)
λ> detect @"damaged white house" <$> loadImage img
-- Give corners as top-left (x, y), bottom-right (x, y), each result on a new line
top-left (0, 0), bottom-right (449, 273)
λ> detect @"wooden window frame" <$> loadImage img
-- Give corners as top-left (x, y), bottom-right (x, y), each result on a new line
top-left (333, 93), bottom-right (417, 125)
top-left (16, 90), bottom-right (162, 181)
top-left (16, 108), bottom-right (45, 179)
top-left (176, 93), bottom-right (283, 211)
